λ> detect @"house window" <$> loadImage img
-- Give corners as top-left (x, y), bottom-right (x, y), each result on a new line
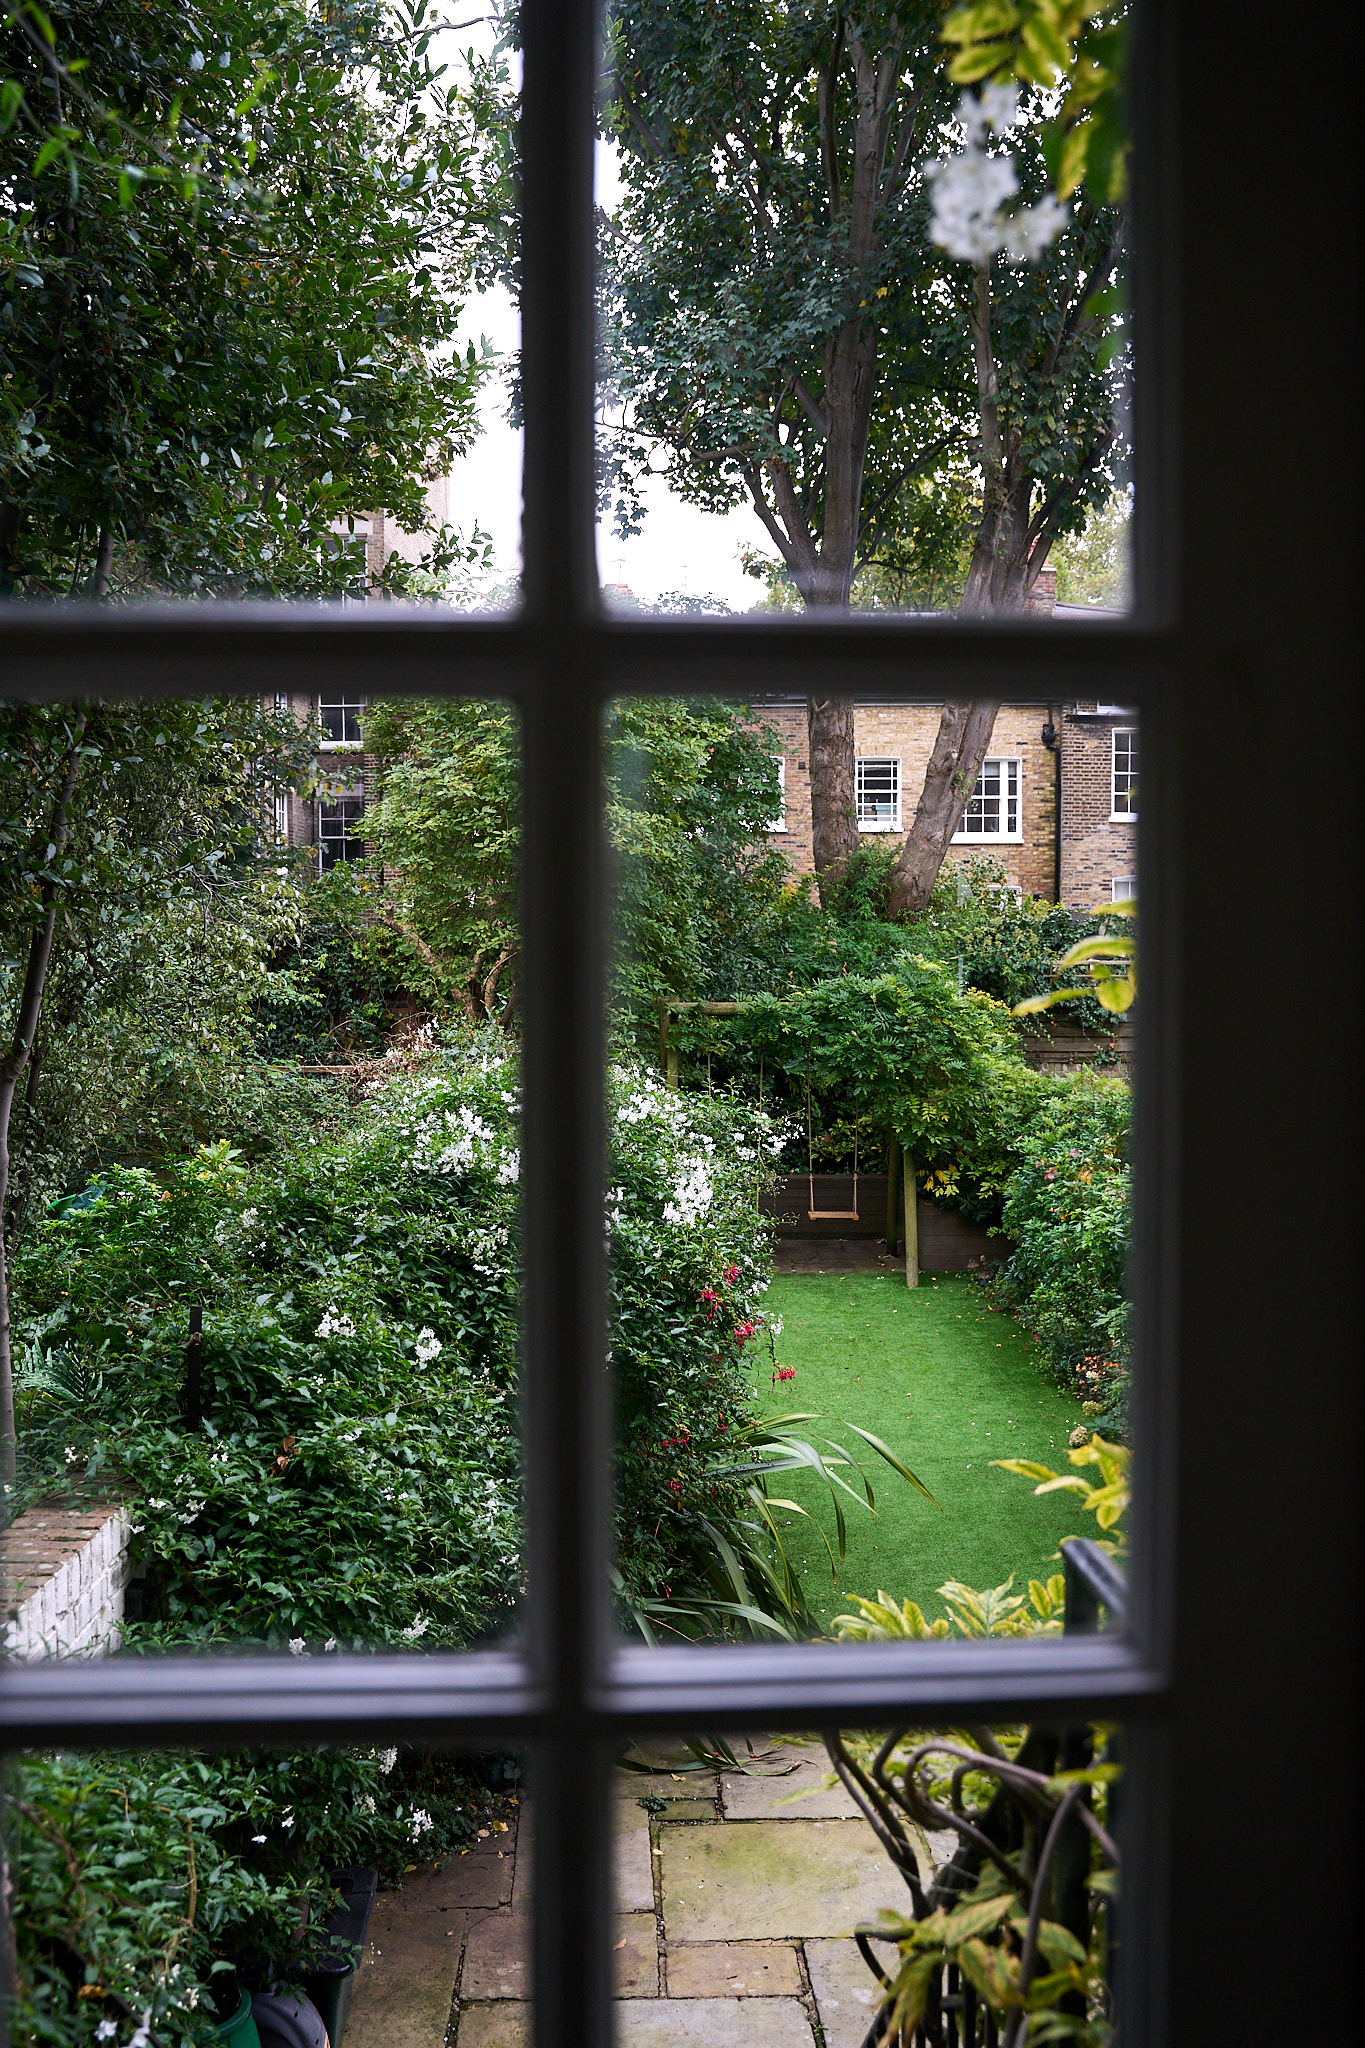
top-left (769, 757), bottom-right (787, 832)
top-left (855, 756), bottom-right (901, 829)
top-left (319, 694), bottom-right (364, 747)
top-left (273, 789), bottom-right (290, 842)
top-left (955, 757), bottom-right (1021, 839)
top-left (1112, 727), bottom-right (1139, 818)
top-left (1113, 875), bottom-right (1137, 903)
top-left (318, 793), bottom-right (365, 869)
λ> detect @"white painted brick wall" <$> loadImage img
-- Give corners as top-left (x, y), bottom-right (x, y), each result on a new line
top-left (2, 1503), bottom-right (132, 1661)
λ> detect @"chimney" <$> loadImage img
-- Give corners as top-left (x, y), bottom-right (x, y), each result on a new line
top-left (1025, 563), bottom-right (1057, 616)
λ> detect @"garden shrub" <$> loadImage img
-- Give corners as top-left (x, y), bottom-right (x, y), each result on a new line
top-left (14, 1030), bottom-right (781, 1644)
top-left (991, 1078), bottom-right (1131, 1427)
top-left (5, 1744), bottom-right (517, 2046)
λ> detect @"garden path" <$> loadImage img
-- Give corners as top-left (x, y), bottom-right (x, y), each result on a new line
top-left (344, 1737), bottom-right (949, 2048)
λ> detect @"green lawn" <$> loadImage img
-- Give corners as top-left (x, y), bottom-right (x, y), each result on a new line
top-left (760, 1272), bottom-right (1088, 1630)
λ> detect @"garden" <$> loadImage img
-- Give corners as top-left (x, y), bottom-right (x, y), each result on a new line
top-left (1, 689), bottom-right (1133, 2045)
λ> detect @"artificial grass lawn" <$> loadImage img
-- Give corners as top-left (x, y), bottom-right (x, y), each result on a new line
top-left (760, 1272), bottom-right (1087, 1631)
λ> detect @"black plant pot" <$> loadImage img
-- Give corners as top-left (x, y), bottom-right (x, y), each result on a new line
top-left (302, 1867), bottom-right (378, 2048)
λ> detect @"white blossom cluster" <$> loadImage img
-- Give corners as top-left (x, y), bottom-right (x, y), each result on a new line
top-left (663, 1155), bottom-right (715, 1228)
top-left (415, 1327), bottom-right (443, 1364)
top-left (316, 1306), bottom-right (357, 1339)
top-left (925, 87), bottom-right (1068, 265)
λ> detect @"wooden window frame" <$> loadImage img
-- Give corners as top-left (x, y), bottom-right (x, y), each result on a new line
top-left (2, 5), bottom-right (1358, 2044)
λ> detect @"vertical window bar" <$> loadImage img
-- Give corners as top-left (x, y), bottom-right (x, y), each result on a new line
top-left (520, 11), bottom-right (612, 2045)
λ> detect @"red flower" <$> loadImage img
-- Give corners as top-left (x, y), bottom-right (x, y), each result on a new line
top-left (667, 1478), bottom-right (682, 1492)
top-left (733, 1320), bottom-right (757, 1342)
top-left (773, 1366), bottom-right (796, 1382)
top-left (724, 1264), bottom-right (739, 1283)
top-left (700, 1288), bottom-right (720, 1321)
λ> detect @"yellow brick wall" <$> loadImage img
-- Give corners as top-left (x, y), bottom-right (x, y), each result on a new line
top-left (759, 701), bottom-right (1059, 899)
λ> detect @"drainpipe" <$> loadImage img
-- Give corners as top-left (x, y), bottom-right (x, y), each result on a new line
top-left (1041, 708), bottom-right (1062, 905)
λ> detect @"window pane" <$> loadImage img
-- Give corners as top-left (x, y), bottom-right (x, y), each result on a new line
top-left (2, 695), bottom-right (523, 1660)
top-left (596, 6), bottom-right (1132, 619)
top-left (614, 1723), bottom-right (1120, 2036)
top-left (5, 1741), bottom-right (526, 2041)
top-left (605, 694), bottom-right (1135, 1652)
top-left (2, 8), bottom-right (520, 611)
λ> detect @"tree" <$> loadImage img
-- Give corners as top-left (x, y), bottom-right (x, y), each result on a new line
top-left (0, 697), bottom-right (310, 1486)
top-left (1, 0), bottom-right (504, 597)
top-left (599, 2), bottom-right (1125, 908)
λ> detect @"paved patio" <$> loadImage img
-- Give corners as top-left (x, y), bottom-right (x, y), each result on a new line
top-left (345, 1738), bottom-right (950, 2048)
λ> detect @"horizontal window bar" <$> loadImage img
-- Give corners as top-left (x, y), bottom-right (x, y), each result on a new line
top-left (0, 1650), bottom-right (541, 1749)
top-left (0, 607), bottom-right (1173, 705)
top-left (1, 1637), bottom-right (1162, 1750)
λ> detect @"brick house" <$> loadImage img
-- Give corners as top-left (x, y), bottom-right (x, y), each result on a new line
top-left (759, 690), bottom-right (1138, 910)
top-left (756, 580), bottom-right (1138, 910)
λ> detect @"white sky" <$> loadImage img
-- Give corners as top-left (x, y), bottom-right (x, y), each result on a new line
top-left (441, 44), bottom-right (767, 613)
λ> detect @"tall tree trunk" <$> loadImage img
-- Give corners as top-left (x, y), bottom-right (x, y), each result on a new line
top-left (888, 265), bottom-right (1039, 921)
top-left (807, 696), bottom-right (858, 895)
top-left (886, 699), bottom-right (1002, 920)
top-left (0, 725), bottom-right (84, 1491)
top-left (90, 525), bottom-right (115, 601)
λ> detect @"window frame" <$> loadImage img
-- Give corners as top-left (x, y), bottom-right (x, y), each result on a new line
top-left (855, 752), bottom-right (902, 830)
top-left (317, 790), bottom-right (366, 870)
top-left (2, 6), bottom-right (1359, 2047)
top-left (318, 692), bottom-right (365, 749)
top-left (952, 753), bottom-right (1023, 841)
top-left (1112, 724), bottom-right (1139, 819)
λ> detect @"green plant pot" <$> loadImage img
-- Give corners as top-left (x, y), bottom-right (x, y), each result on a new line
top-left (216, 1989), bottom-right (263, 2046)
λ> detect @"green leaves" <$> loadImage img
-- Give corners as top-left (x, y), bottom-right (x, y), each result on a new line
top-left (941, 2), bottom-right (1130, 201)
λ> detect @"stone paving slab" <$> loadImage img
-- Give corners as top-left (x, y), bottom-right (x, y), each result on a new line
top-left (345, 1895), bottom-right (471, 2048)
top-left (719, 1743), bottom-right (861, 1821)
top-left (804, 1938), bottom-right (886, 2048)
top-left (616, 1912), bottom-right (661, 1996)
top-left (619, 1771), bottom-right (721, 1804)
top-left (456, 2002), bottom-right (532, 2048)
top-left (617, 1795), bottom-right (657, 1911)
top-left (618, 1997), bottom-right (814, 2046)
top-left (660, 1819), bottom-right (893, 1942)
top-left (461, 1910), bottom-right (531, 2000)
top-left (666, 1942), bottom-right (802, 1997)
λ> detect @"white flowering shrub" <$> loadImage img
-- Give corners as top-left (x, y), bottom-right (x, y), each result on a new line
top-left (16, 1031), bottom-right (784, 1644)
top-left (926, 87), bottom-right (1068, 264)
top-left (605, 1063), bottom-right (781, 1606)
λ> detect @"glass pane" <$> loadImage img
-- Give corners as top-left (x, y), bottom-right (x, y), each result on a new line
top-left (597, 5), bottom-right (1132, 619)
top-left (605, 694), bottom-right (1135, 1647)
top-left (614, 1722), bottom-right (1120, 2038)
top-left (4, 1741), bottom-right (526, 2042)
top-left (1, 6), bottom-right (519, 610)
top-left (2, 694), bottom-right (523, 1659)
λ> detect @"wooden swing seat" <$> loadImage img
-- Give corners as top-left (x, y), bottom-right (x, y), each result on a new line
top-left (808, 1207), bottom-right (860, 1221)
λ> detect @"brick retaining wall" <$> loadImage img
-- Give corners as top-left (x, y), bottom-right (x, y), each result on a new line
top-left (1, 1499), bottom-right (132, 1661)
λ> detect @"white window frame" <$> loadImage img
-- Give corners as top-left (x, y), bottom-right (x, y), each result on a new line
top-left (768, 755), bottom-right (787, 832)
top-left (1113, 875), bottom-right (1137, 903)
top-left (319, 693), bottom-right (365, 749)
top-left (953, 755), bottom-right (1023, 841)
top-left (855, 754), bottom-right (901, 830)
top-left (1112, 726), bottom-right (1139, 820)
top-left (317, 790), bottom-right (365, 870)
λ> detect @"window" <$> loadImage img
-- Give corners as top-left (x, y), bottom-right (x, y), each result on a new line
top-left (1113, 875), bottom-right (1137, 903)
top-left (1112, 726), bottom-right (1138, 818)
top-left (319, 694), bottom-right (364, 747)
top-left (769, 756), bottom-right (787, 832)
top-left (273, 788), bottom-right (290, 842)
top-left (317, 793), bottom-right (365, 869)
top-left (954, 756), bottom-right (1021, 839)
top-left (1, 9), bottom-right (1356, 2044)
top-left (855, 755), bottom-right (901, 829)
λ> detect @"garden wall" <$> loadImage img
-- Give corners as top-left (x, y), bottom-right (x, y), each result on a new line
top-left (762, 1175), bottom-right (1010, 1268)
top-left (1, 1498), bottom-right (132, 1661)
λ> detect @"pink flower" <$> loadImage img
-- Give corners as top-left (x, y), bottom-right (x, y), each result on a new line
top-left (667, 1478), bottom-right (682, 1492)
top-left (773, 1366), bottom-right (796, 1383)
top-left (733, 1320), bottom-right (757, 1342)
top-left (724, 1264), bottom-right (739, 1283)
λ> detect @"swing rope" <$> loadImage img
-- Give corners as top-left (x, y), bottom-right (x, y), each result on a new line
top-left (806, 1058), bottom-right (860, 1221)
